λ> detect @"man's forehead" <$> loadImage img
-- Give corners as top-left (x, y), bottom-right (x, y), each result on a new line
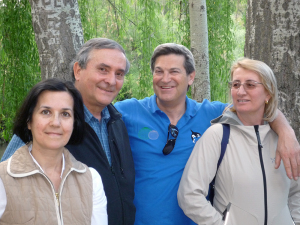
top-left (89, 48), bottom-right (126, 67)
top-left (154, 54), bottom-right (185, 69)
top-left (89, 48), bottom-right (125, 57)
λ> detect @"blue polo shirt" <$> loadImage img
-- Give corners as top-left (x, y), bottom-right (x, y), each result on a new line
top-left (115, 95), bottom-right (226, 225)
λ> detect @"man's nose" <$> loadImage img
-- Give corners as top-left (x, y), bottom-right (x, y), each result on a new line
top-left (161, 72), bottom-right (171, 83)
top-left (105, 72), bottom-right (116, 85)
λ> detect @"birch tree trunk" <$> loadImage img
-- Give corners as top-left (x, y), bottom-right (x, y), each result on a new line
top-left (29, 0), bottom-right (84, 81)
top-left (245, 0), bottom-right (300, 140)
top-left (189, 0), bottom-right (210, 102)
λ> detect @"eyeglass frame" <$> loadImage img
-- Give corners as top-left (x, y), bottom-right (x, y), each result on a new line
top-left (162, 124), bottom-right (179, 155)
top-left (228, 80), bottom-right (263, 91)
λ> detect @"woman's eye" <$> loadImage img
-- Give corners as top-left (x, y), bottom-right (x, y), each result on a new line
top-left (62, 112), bottom-right (71, 117)
top-left (41, 110), bottom-right (50, 115)
top-left (246, 83), bottom-right (255, 88)
top-left (233, 83), bottom-right (240, 88)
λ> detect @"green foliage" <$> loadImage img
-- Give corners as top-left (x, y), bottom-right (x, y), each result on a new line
top-left (78, 0), bottom-right (241, 103)
top-left (78, 0), bottom-right (190, 101)
top-left (0, 0), bottom-right (246, 141)
top-left (231, 0), bottom-right (247, 60)
top-left (207, 0), bottom-right (235, 103)
top-left (0, 0), bottom-right (40, 141)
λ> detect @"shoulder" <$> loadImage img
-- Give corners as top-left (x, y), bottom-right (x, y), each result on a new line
top-left (114, 98), bottom-right (140, 109)
top-left (89, 167), bottom-right (102, 183)
top-left (201, 123), bottom-right (224, 142)
top-left (200, 99), bottom-right (227, 110)
top-left (114, 96), bottom-right (155, 120)
top-left (187, 98), bottom-right (226, 111)
top-left (187, 98), bottom-right (227, 121)
top-left (89, 167), bottom-right (104, 191)
top-left (115, 96), bottom-right (152, 109)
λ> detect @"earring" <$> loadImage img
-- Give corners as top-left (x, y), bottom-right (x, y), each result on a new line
top-left (265, 100), bottom-right (268, 104)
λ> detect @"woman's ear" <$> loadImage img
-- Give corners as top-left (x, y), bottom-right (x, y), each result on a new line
top-left (27, 121), bottom-right (31, 130)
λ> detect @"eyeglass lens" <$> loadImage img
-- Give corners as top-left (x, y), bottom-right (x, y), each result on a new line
top-left (228, 81), bottom-right (261, 90)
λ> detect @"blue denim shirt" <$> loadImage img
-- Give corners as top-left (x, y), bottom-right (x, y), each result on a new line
top-left (83, 105), bottom-right (111, 165)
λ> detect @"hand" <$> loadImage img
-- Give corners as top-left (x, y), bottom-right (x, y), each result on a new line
top-left (275, 129), bottom-right (300, 180)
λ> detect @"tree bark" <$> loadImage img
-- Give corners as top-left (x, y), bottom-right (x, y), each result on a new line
top-left (245, 0), bottom-right (300, 140)
top-left (29, 0), bottom-right (84, 81)
top-left (189, 0), bottom-right (210, 102)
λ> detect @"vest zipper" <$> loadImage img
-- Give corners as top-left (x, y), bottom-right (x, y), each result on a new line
top-left (254, 125), bottom-right (268, 225)
top-left (38, 172), bottom-right (62, 225)
top-left (56, 193), bottom-right (59, 206)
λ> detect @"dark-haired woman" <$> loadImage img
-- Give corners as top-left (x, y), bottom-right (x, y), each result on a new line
top-left (0, 79), bottom-right (107, 224)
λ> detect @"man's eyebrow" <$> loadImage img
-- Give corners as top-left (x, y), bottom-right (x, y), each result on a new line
top-left (99, 63), bottom-right (110, 68)
top-left (99, 63), bottom-right (125, 72)
top-left (154, 66), bottom-right (180, 70)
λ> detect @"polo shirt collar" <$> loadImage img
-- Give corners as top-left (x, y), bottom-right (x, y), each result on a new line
top-left (149, 94), bottom-right (197, 118)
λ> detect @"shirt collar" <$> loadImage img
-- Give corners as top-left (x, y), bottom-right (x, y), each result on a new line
top-left (149, 94), bottom-right (196, 117)
top-left (84, 104), bottom-right (110, 122)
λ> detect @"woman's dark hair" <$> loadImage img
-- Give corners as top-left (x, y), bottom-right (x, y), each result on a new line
top-left (13, 78), bottom-right (85, 145)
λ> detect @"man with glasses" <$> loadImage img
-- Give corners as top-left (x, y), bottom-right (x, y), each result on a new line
top-left (114, 43), bottom-right (300, 225)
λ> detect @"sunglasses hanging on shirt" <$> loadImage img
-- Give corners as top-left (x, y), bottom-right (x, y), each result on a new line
top-left (162, 124), bottom-right (179, 155)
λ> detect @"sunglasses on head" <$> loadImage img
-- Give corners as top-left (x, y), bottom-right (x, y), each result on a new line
top-left (162, 124), bottom-right (179, 155)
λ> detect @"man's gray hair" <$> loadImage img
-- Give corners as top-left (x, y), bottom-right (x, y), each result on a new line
top-left (150, 43), bottom-right (195, 75)
top-left (70, 38), bottom-right (130, 81)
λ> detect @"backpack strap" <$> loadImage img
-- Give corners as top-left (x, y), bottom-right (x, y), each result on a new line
top-left (207, 124), bottom-right (230, 204)
top-left (217, 124), bottom-right (230, 168)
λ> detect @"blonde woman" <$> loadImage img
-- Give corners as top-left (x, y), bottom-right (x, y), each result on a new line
top-left (178, 58), bottom-right (299, 225)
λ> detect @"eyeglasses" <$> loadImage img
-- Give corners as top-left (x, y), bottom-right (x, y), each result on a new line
top-left (162, 124), bottom-right (179, 155)
top-left (228, 80), bottom-right (263, 90)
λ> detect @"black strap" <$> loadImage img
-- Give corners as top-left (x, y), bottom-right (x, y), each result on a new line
top-left (207, 124), bottom-right (230, 204)
top-left (218, 124), bottom-right (230, 168)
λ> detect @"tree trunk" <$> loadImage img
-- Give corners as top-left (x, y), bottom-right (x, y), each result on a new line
top-left (245, 0), bottom-right (300, 140)
top-left (189, 0), bottom-right (210, 102)
top-left (29, 0), bottom-right (84, 81)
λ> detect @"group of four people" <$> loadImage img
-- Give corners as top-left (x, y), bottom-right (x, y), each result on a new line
top-left (0, 38), bottom-right (299, 224)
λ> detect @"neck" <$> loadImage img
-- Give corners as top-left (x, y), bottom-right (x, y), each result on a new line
top-left (84, 102), bottom-right (104, 122)
top-left (156, 98), bottom-right (186, 125)
top-left (31, 145), bottom-right (63, 176)
top-left (237, 112), bottom-right (264, 126)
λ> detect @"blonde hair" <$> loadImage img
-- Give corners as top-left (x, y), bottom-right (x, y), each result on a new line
top-left (228, 58), bottom-right (278, 122)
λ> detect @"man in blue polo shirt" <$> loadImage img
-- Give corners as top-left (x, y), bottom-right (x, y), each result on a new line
top-left (114, 43), bottom-right (300, 224)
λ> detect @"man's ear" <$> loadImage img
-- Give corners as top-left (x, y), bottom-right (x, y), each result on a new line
top-left (188, 71), bottom-right (195, 86)
top-left (73, 62), bottom-right (81, 81)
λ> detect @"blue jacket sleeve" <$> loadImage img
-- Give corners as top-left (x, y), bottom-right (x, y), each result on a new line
top-left (1, 134), bottom-right (25, 162)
